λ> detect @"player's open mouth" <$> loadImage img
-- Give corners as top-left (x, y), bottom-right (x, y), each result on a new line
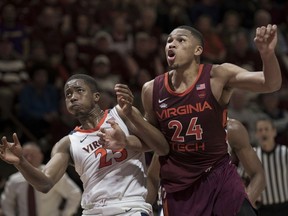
top-left (167, 50), bottom-right (176, 61)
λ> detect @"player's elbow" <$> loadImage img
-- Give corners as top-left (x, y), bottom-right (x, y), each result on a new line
top-left (156, 145), bottom-right (169, 156)
top-left (35, 182), bottom-right (54, 193)
top-left (269, 81), bottom-right (282, 92)
top-left (266, 76), bottom-right (282, 92)
top-left (252, 167), bottom-right (266, 191)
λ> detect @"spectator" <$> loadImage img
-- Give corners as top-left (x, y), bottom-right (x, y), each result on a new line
top-left (0, 3), bottom-right (29, 57)
top-left (63, 13), bottom-right (98, 65)
top-left (17, 64), bottom-right (60, 147)
top-left (109, 13), bottom-right (134, 55)
top-left (90, 55), bottom-right (120, 96)
top-left (29, 6), bottom-right (64, 66)
top-left (128, 32), bottom-right (164, 81)
top-left (195, 14), bottom-right (226, 64)
top-left (217, 10), bottom-right (246, 51)
top-left (256, 92), bottom-right (288, 145)
top-left (55, 41), bottom-right (88, 90)
top-left (241, 118), bottom-right (288, 215)
top-left (228, 89), bottom-right (260, 144)
top-left (1, 142), bottom-right (82, 216)
top-left (188, 0), bottom-right (221, 25)
top-left (133, 6), bottom-right (162, 47)
top-left (0, 38), bottom-right (28, 121)
top-left (90, 30), bottom-right (132, 83)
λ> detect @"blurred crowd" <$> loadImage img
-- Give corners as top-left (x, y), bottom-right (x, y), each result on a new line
top-left (1, 0), bottom-right (288, 185)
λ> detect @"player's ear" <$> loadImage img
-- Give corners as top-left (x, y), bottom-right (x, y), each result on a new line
top-left (194, 45), bottom-right (203, 56)
top-left (93, 92), bottom-right (100, 102)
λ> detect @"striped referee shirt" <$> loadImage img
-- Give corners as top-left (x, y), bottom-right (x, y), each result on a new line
top-left (255, 144), bottom-right (288, 205)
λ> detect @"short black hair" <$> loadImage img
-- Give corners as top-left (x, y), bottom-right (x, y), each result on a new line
top-left (66, 74), bottom-right (99, 93)
top-left (255, 117), bottom-right (276, 129)
top-left (176, 25), bottom-right (204, 47)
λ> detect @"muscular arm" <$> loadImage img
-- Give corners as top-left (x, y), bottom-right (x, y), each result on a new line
top-left (213, 25), bottom-right (281, 105)
top-left (41, 136), bottom-right (71, 191)
top-left (98, 118), bottom-right (151, 152)
top-left (115, 82), bottom-right (169, 156)
top-left (146, 153), bottom-right (161, 205)
top-left (141, 80), bottom-right (160, 126)
top-left (0, 134), bottom-right (71, 193)
top-left (227, 119), bottom-right (266, 207)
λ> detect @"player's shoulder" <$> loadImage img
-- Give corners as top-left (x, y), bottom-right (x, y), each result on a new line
top-left (143, 79), bottom-right (155, 89)
top-left (52, 135), bottom-right (71, 155)
top-left (227, 118), bottom-right (242, 130)
top-left (227, 119), bottom-right (247, 139)
top-left (211, 63), bottom-right (236, 74)
top-left (142, 79), bottom-right (155, 98)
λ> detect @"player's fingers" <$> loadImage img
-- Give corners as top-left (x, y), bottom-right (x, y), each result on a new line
top-left (270, 24), bottom-right (277, 36)
top-left (266, 24), bottom-right (272, 34)
top-left (263, 24), bottom-right (273, 40)
top-left (96, 131), bottom-right (106, 145)
top-left (12, 133), bottom-right (20, 146)
top-left (259, 26), bottom-right (267, 37)
top-left (0, 137), bottom-right (8, 156)
top-left (1, 136), bottom-right (8, 147)
top-left (97, 131), bottom-right (104, 138)
top-left (115, 84), bottom-right (129, 95)
top-left (255, 27), bottom-right (262, 42)
top-left (115, 84), bottom-right (134, 98)
top-left (106, 119), bottom-right (119, 129)
top-left (0, 143), bottom-right (4, 155)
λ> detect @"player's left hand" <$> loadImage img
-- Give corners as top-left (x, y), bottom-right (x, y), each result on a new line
top-left (97, 119), bottom-right (127, 150)
top-left (254, 24), bottom-right (278, 54)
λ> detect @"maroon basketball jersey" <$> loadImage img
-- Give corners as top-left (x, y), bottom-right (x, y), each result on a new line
top-left (153, 64), bottom-right (229, 193)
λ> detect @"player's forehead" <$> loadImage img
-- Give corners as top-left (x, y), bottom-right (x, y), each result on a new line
top-left (65, 79), bottom-right (86, 90)
top-left (168, 28), bottom-right (192, 38)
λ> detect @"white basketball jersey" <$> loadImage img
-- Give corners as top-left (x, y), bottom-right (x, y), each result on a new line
top-left (69, 107), bottom-right (152, 215)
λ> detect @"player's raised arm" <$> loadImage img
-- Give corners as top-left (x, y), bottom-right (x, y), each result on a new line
top-left (0, 133), bottom-right (70, 193)
top-left (115, 83), bottom-right (169, 156)
top-left (221, 25), bottom-right (281, 93)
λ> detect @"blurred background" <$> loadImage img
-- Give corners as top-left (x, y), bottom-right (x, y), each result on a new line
top-left (0, 0), bottom-right (288, 215)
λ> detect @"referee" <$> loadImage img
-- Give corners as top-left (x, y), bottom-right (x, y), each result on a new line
top-left (254, 117), bottom-right (288, 216)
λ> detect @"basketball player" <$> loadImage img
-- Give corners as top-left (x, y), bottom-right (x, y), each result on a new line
top-left (0, 74), bottom-right (169, 216)
top-left (145, 118), bottom-right (265, 215)
top-left (114, 24), bottom-right (281, 215)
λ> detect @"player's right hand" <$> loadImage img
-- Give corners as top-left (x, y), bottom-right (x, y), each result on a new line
top-left (114, 84), bottom-right (134, 116)
top-left (0, 133), bottom-right (23, 165)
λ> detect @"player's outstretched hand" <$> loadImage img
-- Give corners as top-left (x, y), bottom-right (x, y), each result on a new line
top-left (0, 133), bottom-right (23, 165)
top-left (97, 119), bottom-right (127, 150)
top-left (254, 24), bottom-right (278, 54)
top-left (114, 84), bottom-right (134, 116)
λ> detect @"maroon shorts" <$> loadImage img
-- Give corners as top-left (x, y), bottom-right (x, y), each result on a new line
top-left (162, 157), bottom-right (247, 216)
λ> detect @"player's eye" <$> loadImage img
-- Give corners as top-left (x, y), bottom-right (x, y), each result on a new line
top-left (167, 37), bottom-right (173, 43)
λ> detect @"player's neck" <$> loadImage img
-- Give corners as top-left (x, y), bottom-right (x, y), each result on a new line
top-left (170, 65), bottom-right (199, 92)
top-left (79, 108), bottom-right (105, 129)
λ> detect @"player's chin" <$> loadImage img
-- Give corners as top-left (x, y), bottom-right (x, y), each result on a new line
top-left (168, 64), bottom-right (179, 70)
